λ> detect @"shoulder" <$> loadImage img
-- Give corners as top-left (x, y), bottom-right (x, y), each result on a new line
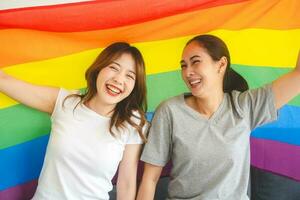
top-left (129, 110), bottom-right (147, 125)
top-left (229, 84), bottom-right (274, 113)
top-left (121, 110), bottom-right (148, 144)
top-left (127, 110), bottom-right (149, 133)
top-left (230, 84), bottom-right (273, 103)
top-left (51, 88), bottom-right (81, 117)
top-left (56, 88), bottom-right (80, 100)
top-left (155, 94), bottom-right (184, 113)
top-left (58, 88), bottom-right (81, 104)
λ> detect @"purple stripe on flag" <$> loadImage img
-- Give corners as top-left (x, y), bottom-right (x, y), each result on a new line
top-left (250, 137), bottom-right (300, 181)
top-left (0, 180), bottom-right (37, 200)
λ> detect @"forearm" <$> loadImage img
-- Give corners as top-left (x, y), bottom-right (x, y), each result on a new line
top-left (116, 180), bottom-right (136, 200)
top-left (136, 178), bottom-right (158, 200)
top-left (0, 72), bottom-right (29, 102)
top-left (0, 71), bottom-right (11, 92)
top-left (272, 51), bottom-right (300, 109)
top-left (272, 69), bottom-right (300, 109)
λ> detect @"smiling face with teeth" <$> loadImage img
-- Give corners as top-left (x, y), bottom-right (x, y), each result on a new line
top-left (81, 42), bottom-right (147, 139)
top-left (181, 41), bottom-right (226, 98)
top-left (93, 53), bottom-right (137, 112)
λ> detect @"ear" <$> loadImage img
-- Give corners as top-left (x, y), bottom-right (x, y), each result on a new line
top-left (217, 56), bottom-right (228, 74)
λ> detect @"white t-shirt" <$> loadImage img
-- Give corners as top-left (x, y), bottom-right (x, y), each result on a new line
top-left (32, 89), bottom-right (144, 200)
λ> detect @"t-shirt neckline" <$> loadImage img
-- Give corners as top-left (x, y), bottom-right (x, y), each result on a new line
top-left (181, 92), bottom-right (227, 123)
top-left (81, 103), bottom-right (111, 120)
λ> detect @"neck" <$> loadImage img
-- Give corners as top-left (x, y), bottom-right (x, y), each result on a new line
top-left (189, 90), bottom-right (224, 119)
top-left (85, 96), bottom-right (115, 117)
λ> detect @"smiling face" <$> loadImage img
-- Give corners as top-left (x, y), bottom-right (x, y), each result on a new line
top-left (95, 53), bottom-right (136, 109)
top-left (181, 41), bottom-right (226, 98)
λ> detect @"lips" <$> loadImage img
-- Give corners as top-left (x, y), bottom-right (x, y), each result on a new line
top-left (188, 78), bottom-right (202, 88)
top-left (106, 84), bottom-right (123, 96)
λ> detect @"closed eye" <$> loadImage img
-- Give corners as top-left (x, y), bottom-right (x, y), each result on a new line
top-left (109, 65), bottom-right (119, 71)
top-left (126, 74), bottom-right (135, 80)
top-left (192, 60), bottom-right (200, 65)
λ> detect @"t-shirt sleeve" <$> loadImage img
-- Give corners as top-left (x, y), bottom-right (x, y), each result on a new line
top-left (140, 103), bottom-right (172, 167)
top-left (126, 122), bottom-right (148, 145)
top-left (51, 88), bottom-right (70, 120)
top-left (234, 84), bottom-right (278, 130)
top-left (125, 111), bottom-right (149, 145)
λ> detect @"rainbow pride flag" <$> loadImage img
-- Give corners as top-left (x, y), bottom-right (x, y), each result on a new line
top-left (0, 0), bottom-right (300, 199)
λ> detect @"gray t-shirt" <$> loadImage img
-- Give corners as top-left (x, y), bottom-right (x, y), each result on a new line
top-left (141, 85), bottom-right (277, 200)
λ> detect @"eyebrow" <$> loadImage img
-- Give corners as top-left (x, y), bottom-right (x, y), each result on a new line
top-left (180, 55), bottom-right (201, 64)
top-left (112, 61), bottom-right (136, 75)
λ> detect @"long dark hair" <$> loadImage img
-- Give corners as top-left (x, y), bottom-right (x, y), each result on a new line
top-left (65, 42), bottom-right (147, 142)
top-left (186, 34), bottom-right (248, 93)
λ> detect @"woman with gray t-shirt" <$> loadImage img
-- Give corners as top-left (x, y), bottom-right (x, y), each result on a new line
top-left (137, 34), bottom-right (300, 200)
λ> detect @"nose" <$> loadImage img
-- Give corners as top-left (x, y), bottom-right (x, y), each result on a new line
top-left (184, 65), bottom-right (194, 78)
top-left (112, 72), bottom-right (125, 85)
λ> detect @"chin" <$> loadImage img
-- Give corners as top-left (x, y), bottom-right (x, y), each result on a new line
top-left (191, 90), bottom-right (205, 98)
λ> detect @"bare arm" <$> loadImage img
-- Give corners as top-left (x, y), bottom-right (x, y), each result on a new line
top-left (0, 70), bottom-right (59, 113)
top-left (136, 163), bottom-right (163, 200)
top-left (272, 51), bottom-right (300, 109)
top-left (116, 144), bottom-right (142, 200)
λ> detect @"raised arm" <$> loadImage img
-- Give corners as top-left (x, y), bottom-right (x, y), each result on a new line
top-left (116, 144), bottom-right (142, 200)
top-left (272, 51), bottom-right (300, 109)
top-left (136, 163), bottom-right (163, 200)
top-left (0, 70), bottom-right (59, 113)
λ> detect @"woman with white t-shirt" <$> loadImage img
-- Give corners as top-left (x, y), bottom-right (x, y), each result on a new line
top-left (0, 42), bottom-right (148, 200)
